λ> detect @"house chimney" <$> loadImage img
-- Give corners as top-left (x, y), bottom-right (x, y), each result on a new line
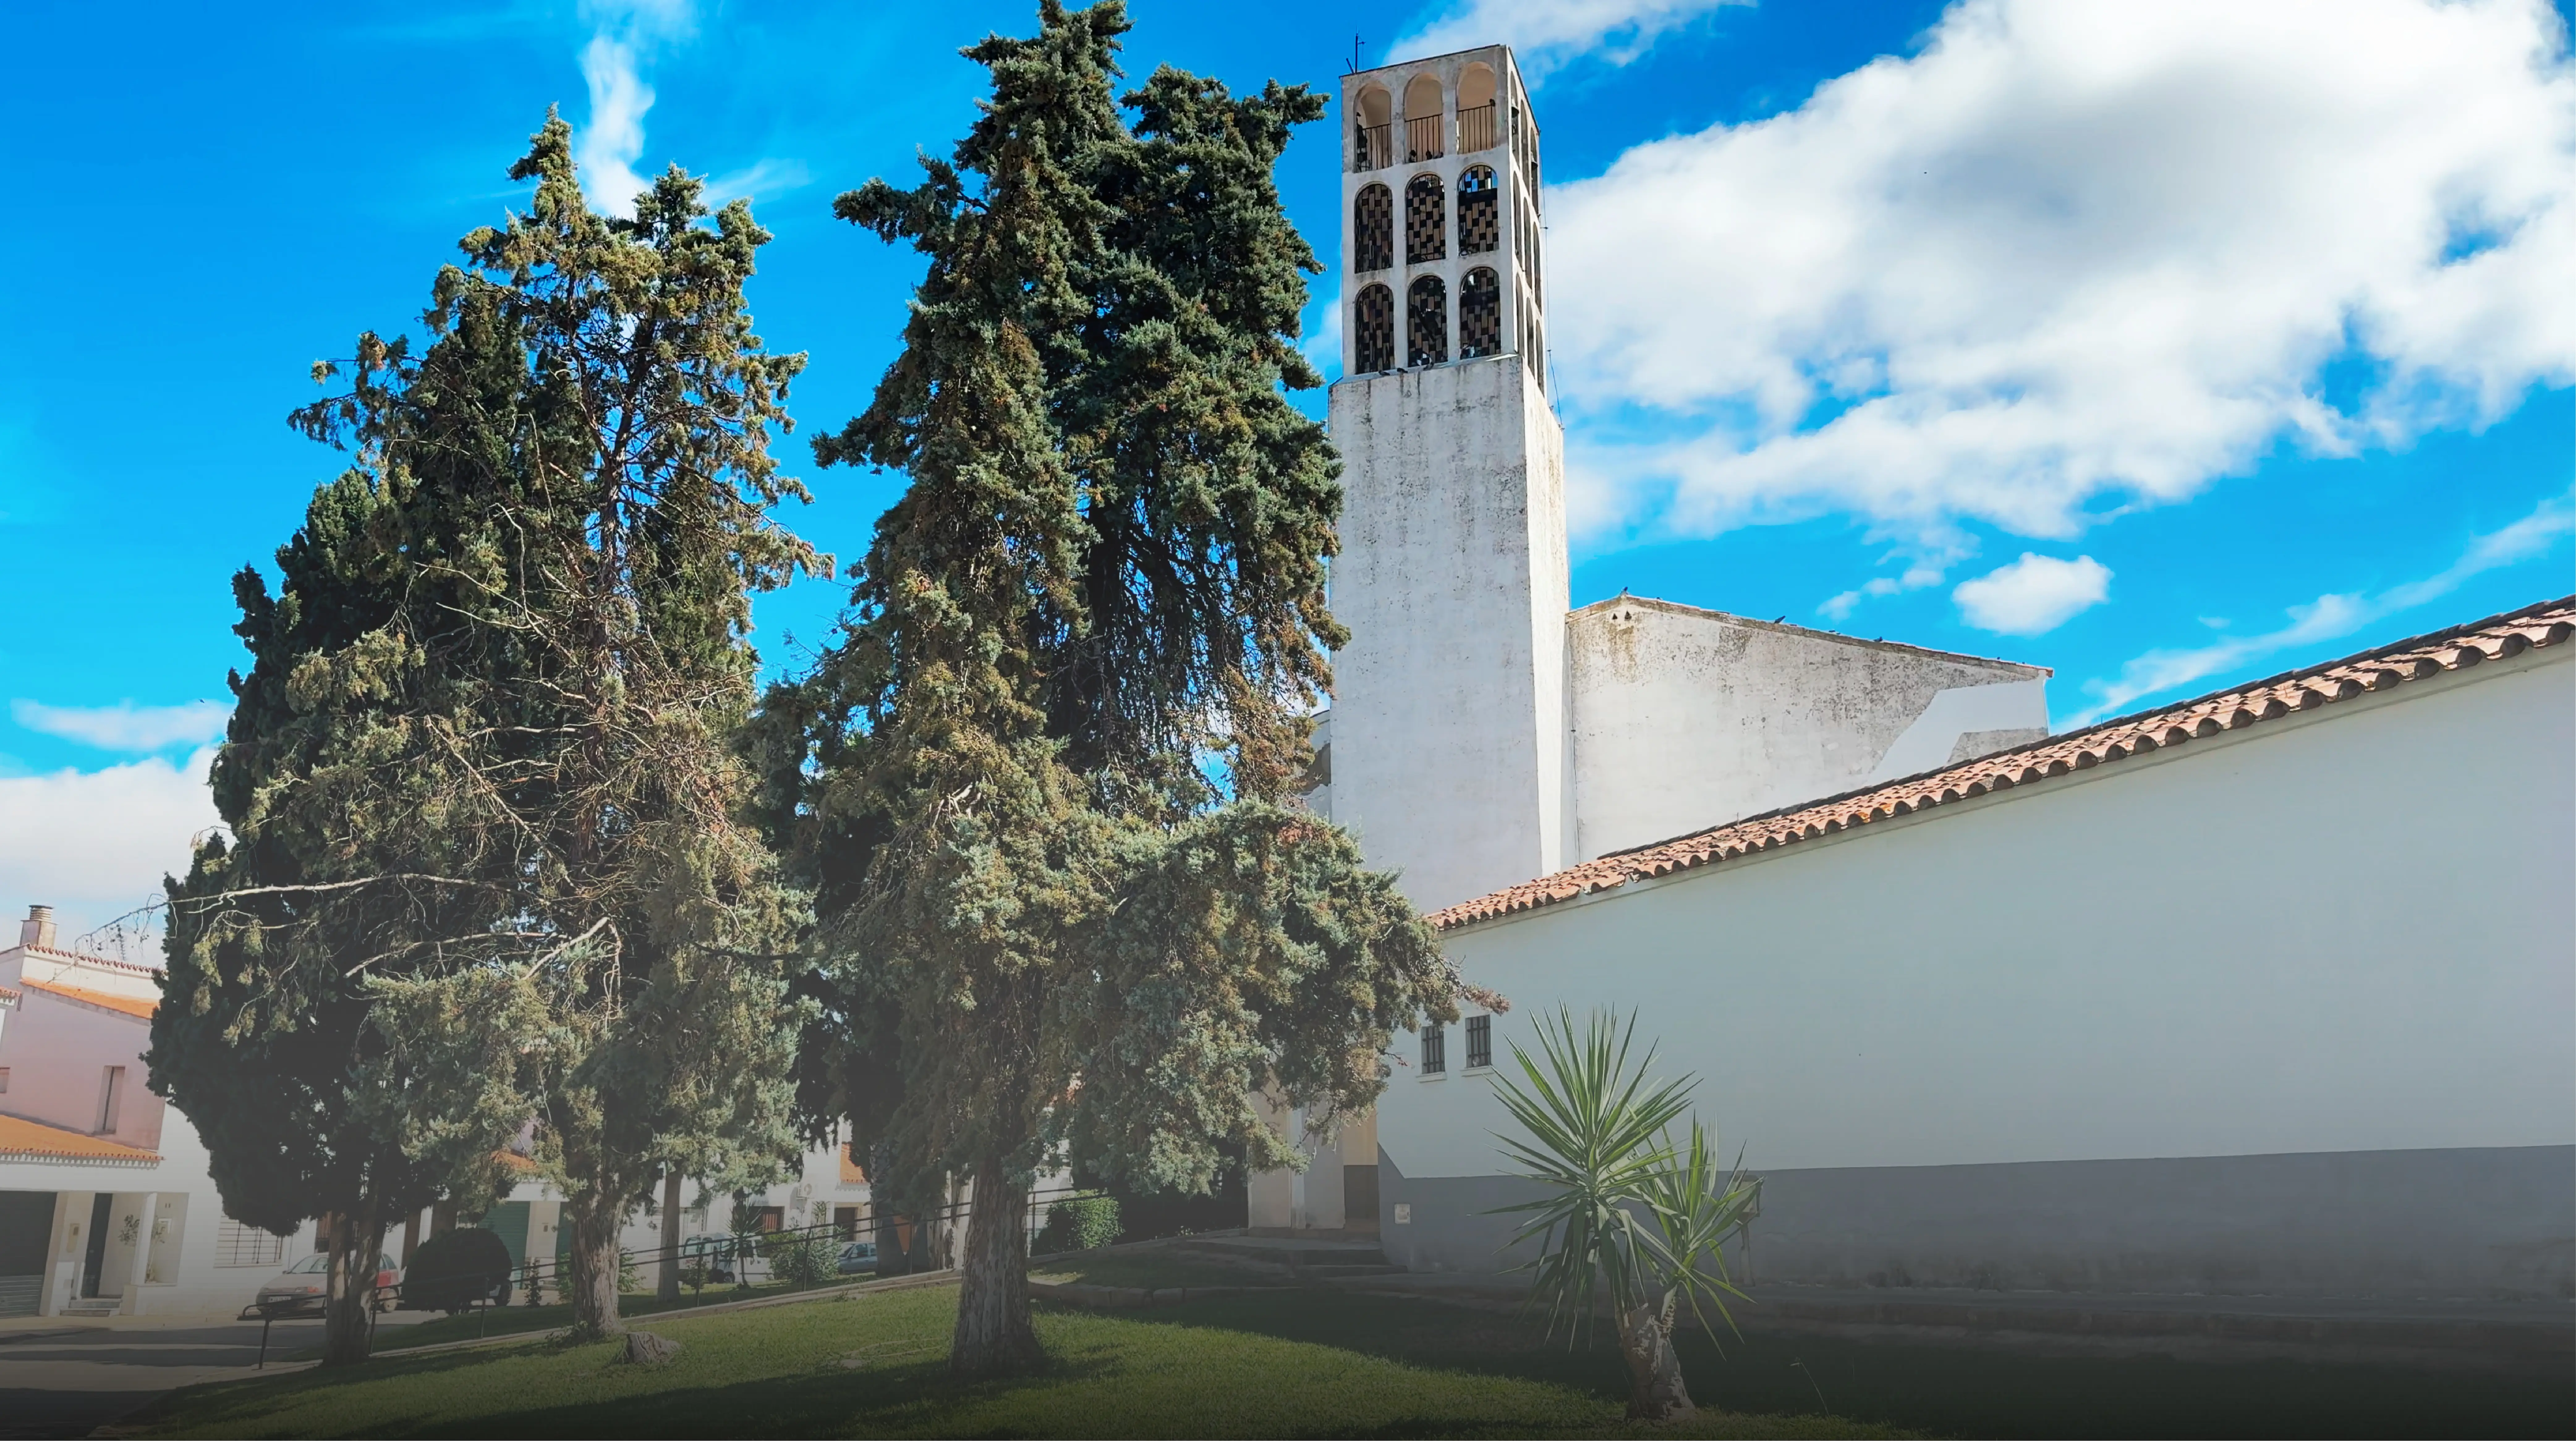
top-left (20, 905), bottom-right (55, 951)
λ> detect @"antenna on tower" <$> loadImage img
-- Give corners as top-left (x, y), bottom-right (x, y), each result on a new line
top-left (1346, 35), bottom-right (1366, 74)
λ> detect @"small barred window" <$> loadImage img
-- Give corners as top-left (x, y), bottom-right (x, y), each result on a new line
top-left (1421, 1024), bottom-right (1447, 1076)
top-left (1459, 167), bottom-right (1499, 255)
top-left (216, 1216), bottom-right (287, 1269)
top-left (1354, 283), bottom-right (1395, 373)
top-left (1405, 173), bottom-right (1447, 265)
top-left (1354, 184), bottom-right (1393, 272)
top-left (1466, 1014), bottom-right (1492, 1070)
top-left (1460, 269), bottom-right (1501, 358)
top-left (1407, 275), bottom-right (1448, 367)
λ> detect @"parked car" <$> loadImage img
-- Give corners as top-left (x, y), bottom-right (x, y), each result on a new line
top-left (398, 1227), bottom-right (516, 1313)
top-left (255, 1251), bottom-right (401, 1316)
top-left (678, 1234), bottom-right (738, 1285)
top-left (835, 1240), bottom-right (878, 1276)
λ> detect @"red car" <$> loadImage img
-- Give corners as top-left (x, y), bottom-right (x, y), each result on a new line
top-left (254, 1251), bottom-right (403, 1315)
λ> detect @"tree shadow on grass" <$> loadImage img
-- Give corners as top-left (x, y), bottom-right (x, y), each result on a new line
top-left (133, 1324), bottom-right (1129, 1439)
top-left (1108, 1291), bottom-right (2576, 1441)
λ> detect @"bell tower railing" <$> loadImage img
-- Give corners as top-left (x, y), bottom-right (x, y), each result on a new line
top-left (1405, 115), bottom-right (1444, 163)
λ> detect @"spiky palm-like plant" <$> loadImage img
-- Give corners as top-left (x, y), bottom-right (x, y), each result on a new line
top-left (1489, 1007), bottom-right (1758, 1421)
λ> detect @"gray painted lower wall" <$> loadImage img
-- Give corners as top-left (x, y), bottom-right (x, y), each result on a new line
top-left (1381, 1144), bottom-right (2575, 1302)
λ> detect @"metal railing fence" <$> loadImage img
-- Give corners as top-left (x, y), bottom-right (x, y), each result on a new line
top-left (1457, 103), bottom-right (1498, 153)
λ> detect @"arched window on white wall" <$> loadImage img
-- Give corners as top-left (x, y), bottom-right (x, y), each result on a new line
top-left (1458, 64), bottom-right (1498, 152)
top-left (1458, 167), bottom-right (1498, 255)
top-left (1404, 73), bottom-right (1444, 163)
top-left (1407, 275), bottom-right (1448, 367)
top-left (1405, 173), bottom-right (1447, 265)
top-left (1354, 183), bottom-right (1393, 272)
top-left (1353, 86), bottom-right (1392, 172)
top-left (1354, 283), bottom-right (1395, 372)
top-left (1460, 268), bottom-right (1501, 358)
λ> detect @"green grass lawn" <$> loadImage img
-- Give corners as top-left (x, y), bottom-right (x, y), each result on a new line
top-left (137, 1284), bottom-right (1901, 1439)
top-left (360, 1277), bottom-right (863, 1355)
top-left (134, 1282), bottom-right (2574, 1440)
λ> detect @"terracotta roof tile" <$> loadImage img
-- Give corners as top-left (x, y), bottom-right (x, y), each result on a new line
top-left (21, 978), bottom-right (157, 1021)
top-left (1430, 595), bottom-right (2576, 931)
top-left (19, 946), bottom-right (163, 977)
top-left (0, 1113), bottom-right (160, 1167)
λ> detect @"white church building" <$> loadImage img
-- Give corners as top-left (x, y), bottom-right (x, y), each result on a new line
top-left (1260, 43), bottom-right (2576, 1331)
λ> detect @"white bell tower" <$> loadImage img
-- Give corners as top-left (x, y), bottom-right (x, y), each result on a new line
top-left (1325, 45), bottom-right (1570, 915)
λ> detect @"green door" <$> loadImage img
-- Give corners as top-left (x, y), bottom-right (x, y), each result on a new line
top-left (477, 1202), bottom-right (532, 1266)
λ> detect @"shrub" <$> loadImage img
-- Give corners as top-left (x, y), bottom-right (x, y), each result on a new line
top-left (401, 1229), bottom-right (514, 1314)
top-left (766, 1231), bottom-right (837, 1284)
top-left (758, 1206), bottom-right (839, 1285)
top-left (1035, 1196), bottom-right (1121, 1254)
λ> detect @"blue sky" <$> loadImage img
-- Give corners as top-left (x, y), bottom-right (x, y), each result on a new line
top-left (2, 0), bottom-right (2569, 935)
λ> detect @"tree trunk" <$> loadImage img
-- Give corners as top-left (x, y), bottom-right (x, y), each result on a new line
top-left (875, 1207), bottom-right (909, 1277)
top-left (564, 1189), bottom-right (627, 1340)
top-left (320, 1194), bottom-right (384, 1367)
top-left (1615, 1297), bottom-right (1695, 1422)
top-left (947, 1160), bottom-right (1039, 1377)
top-left (657, 1172), bottom-right (683, 1303)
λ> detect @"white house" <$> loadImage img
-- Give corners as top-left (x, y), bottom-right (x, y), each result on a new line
top-left (1266, 41), bottom-right (2576, 1320)
top-left (0, 905), bottom-right (874, 1320)
top-left (0, 908), bottom-right (281, 1320)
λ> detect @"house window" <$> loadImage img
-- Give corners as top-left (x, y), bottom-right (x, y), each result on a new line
top-left (216, 1217), bottom-right (287, 1269)
top-left (1466, 1014), bottom-right (1492, 1070)
top-left (0, 1066), bottom-right (10, 1093)
top-left (1421, 1024), bottom-right (1446, 1076)
top-left (96, 1065), bottom-right (124, 1134)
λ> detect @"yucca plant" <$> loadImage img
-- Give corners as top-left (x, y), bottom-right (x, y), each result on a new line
top-left (1489, 1007), bottom-right (1758, 1421)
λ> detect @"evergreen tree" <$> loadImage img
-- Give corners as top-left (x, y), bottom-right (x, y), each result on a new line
top-left (151, 395), bottom-right (507, 1365)
top-left (771, 1), bottom-right (1463, 1375)
top-left (155, 114), bottom-right (820, 1348)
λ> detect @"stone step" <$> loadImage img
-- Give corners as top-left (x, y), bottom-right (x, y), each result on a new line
top-left (1296, 1263), bottom-right (1405, 1278)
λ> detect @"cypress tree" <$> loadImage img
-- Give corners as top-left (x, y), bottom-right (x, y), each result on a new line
top-left (772, 1), bottom-right (1463, 1375)
top-left (155, 114), bottom-right (820, 1348)
top-left (151, 382), bottom-right (496, 1365)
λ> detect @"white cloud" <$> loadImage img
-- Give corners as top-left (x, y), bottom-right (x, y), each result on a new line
top-left (1953, 553), bottom-right (2110, 635)
top-left (2064, 492), bottom-right (2574, 725)
top-left (572, 0), bottom-right (698, 216)
top-left (1818, 558), bottom-right (1948, 621)
top-left (0, 749), bottom-right (220, 943)
top-left (1547, 0), bottom-right (2576, 544)
top-left (704, 158), bottom-right (814, 208)
top-left (1392, 0), bottom-right (1750, 77)
top-left (11, 699), bottom-right (230, 752)
top-left (1304, 283), bottom-right (1346, 382)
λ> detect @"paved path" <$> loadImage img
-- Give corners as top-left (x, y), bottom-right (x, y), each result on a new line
top-left (0, 1314), bottom-right (433, 1439)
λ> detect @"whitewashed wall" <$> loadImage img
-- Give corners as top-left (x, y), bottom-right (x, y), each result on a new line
top-left (1328, 354), bottom-right (1568, 914)
top-left (1567, 597), bottom-right (2047, 861)
top-left (1378, 646), bottom-right (2576, 1296)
